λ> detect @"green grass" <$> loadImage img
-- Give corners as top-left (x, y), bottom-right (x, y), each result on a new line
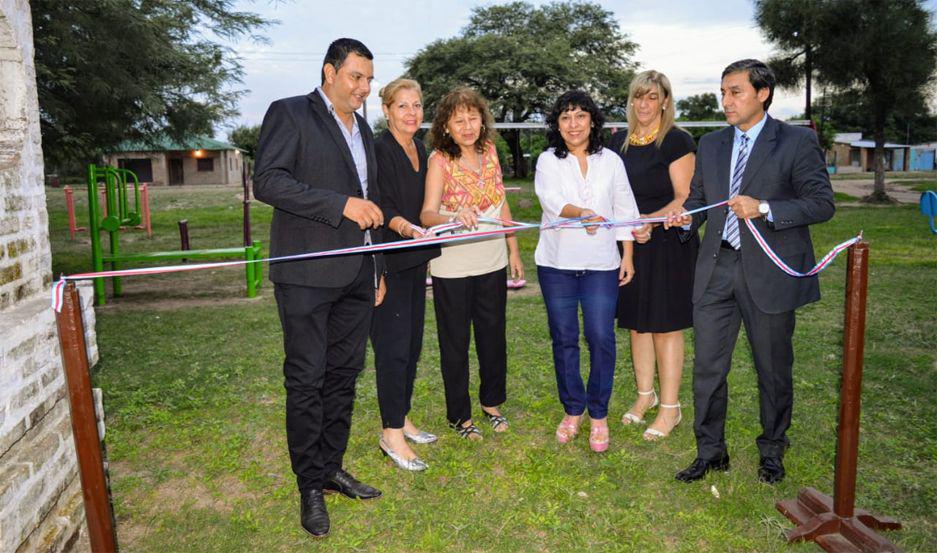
top-left (899, 180), bottom-right (937, 193)
top-left (48, 183), bottom-right (937, 551)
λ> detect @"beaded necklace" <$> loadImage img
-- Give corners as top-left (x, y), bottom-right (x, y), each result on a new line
top-left (628, 125), bottom-right (660, 146)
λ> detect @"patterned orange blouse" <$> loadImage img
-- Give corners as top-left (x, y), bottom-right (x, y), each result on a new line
top-left (433, 141), bottom-right (505, 213)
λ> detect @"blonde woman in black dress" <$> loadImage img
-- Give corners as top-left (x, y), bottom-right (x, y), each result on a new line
top-left (610, 70), bottom-right (698, 441)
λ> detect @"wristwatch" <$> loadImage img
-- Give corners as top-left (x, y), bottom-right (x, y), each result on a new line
top-left (758, 201), bottom-right (770, 216)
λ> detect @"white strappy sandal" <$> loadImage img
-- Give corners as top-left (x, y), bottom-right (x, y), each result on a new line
top-left (643, 402), bottom-right (682, 440)
top-left (621, 389), bottom-right (659, 425)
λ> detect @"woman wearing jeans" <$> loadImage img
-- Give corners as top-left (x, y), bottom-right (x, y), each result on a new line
top-left (534, 90), bottom-right (640, 452)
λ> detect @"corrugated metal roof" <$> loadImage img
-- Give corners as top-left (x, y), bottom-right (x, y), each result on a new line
top-left (109, 135), bottom-right (242, 153)
top-left (848, 140), bottom-right (909, 149)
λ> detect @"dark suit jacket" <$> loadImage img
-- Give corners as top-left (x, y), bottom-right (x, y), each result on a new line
top-left (685, 116), bottom-right (835, 314)
top-left (253, 91), bottom-right (381, 288)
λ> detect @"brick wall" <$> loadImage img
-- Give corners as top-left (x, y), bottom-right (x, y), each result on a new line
top-left (0, 1), bottom-right (100, 551)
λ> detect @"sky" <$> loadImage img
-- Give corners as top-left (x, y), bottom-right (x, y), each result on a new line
top-left (221, 0), bottom-right (932, 136)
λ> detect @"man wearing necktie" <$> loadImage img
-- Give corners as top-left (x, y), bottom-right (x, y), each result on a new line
top-left (665, 59), bottom-right (834, 484)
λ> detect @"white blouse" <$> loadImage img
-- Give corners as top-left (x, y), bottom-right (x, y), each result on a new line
top-left (534, 147), bottom-right (639, 271)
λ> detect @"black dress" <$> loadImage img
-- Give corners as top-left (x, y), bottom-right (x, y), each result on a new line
top-left (609, 127), bottom-right (699, 333)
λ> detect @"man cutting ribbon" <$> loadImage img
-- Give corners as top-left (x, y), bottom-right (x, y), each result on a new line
top-left (666, 59), bottom-right (835, 485)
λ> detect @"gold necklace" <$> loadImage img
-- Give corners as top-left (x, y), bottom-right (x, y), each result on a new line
top-left (629, 126), bottom-right (660, 146)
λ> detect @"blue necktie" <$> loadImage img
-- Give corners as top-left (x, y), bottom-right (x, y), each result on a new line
top-left (724, 134), bottom-right (749, 249)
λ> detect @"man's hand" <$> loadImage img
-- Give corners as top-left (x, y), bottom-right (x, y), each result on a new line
top-left (374, 274), bottom-right (386, 306)
top-left (343, 197), bottom-right (384, 230)
top-left (663, 207), bottom-right (691, 229)
top-left (727, 195), bottom-right (761, 220)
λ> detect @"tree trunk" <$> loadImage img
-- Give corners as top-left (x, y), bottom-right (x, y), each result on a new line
top-left (506, 129), bottom-right (528, 179)
top-left (804, 45), bottom-right (812, 120)
top-left (863, 111), bottom-right (894, 204)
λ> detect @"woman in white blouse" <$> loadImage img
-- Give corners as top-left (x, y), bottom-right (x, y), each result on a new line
top-left (534, 90), bottom-right (641, 453)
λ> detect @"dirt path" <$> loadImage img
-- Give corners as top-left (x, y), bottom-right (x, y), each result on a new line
top-left (831, 179), bottom-right (922, 204)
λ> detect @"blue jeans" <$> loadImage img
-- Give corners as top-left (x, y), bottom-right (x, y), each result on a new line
top-left (537, 266), bottom-right (619, 419)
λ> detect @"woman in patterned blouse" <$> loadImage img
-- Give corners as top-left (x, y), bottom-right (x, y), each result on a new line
top-left (420, 87), bottom-right (524, 440)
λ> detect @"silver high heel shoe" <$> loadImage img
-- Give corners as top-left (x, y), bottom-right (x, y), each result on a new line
top-left (379, 437), bottom-right (428, 471)
top-left (403, 429), bottom-right (438, 444)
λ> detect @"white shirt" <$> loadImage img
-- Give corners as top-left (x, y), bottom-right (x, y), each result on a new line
top-left (534, 147), bottom-right (639, 270)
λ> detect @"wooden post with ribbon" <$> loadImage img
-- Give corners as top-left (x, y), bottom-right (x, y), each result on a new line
top-left (776, 241), bottom-right (902, 551)
top-left (55, 282), bottom-right (118, 552)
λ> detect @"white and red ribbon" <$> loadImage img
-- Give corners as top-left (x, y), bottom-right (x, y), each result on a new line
top-left (51, 201), bottom-right (861, 312)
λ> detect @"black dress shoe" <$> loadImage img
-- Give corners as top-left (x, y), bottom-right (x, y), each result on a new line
top-left (323, 469), bottom-right (382, 500)
top-left (300, 490), bottom-right (329, 538)
top-left (675, 452), bottom-right (730, 483)
top-left (758, 456), bottom-right (785, 484)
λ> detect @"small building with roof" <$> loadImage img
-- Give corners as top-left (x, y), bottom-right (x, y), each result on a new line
top-left (104, 135), bottom-right (244, 186)
top-left (827, 132), bottom-right (909, 173)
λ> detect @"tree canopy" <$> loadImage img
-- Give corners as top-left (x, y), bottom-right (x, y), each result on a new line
top-left (405, 1), bottom-right (637, 177)
top-left (227, 124), bottom-right (261, 160)
top-left (755, 0), bottom-right (937, 201)
top-left (32, 0), bottom-right (271, 170)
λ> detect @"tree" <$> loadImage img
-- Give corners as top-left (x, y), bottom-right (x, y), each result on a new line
top-left (676, 93), bottom-right (722, 139)
top-left (228, 124), bottom-right (261, 160)
top-left (405, 1), bottom-right (637, 178)
top-left (754, 0), bottom-right (827, 119)
top-left (32, 0), bottom-right (271, 170)
top-left (676, 93), bottom-right (721, 121)
top-left (755, 0), bottom-right (937, 202)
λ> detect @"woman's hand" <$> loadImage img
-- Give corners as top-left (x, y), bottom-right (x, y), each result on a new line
top-left (580, 208), bottom-right (603, 235)
top-left (455, 206), bottom-right (480, 230)
top-left (375, 274), bottom-right (386, 306)
top-left (632, 222), bottom-right (652, 244)
top-left (509, 249), bottom-right (525, 281)
top-left (618, 256), bottom-right (635, 286)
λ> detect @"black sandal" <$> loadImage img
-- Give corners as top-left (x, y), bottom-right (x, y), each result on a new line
top-left (482, 411), bottom-right (509, 431)
top-left (450, 421), bottom-right (483, 440)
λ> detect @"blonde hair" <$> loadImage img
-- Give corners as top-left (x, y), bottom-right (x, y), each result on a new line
top-left (379, 78), bottom-right (422, 106)
top-left (623, 70), bottom-right (682, 152)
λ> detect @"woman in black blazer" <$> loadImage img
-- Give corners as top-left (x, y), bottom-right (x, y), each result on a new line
top-left (371, 78), bottom-right (440, 471)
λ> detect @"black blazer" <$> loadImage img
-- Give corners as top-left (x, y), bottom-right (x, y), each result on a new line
top-left (254, 91), bottom-right (382, 287)
top-left (685, 116), bottom-right (835, 314)
top-left (374, 131), bottom-right (440, 272)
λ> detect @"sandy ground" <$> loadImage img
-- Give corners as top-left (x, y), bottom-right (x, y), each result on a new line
top-left (831, 178), bottom-right (924, 204)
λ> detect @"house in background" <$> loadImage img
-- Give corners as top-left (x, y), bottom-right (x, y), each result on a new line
top-left (909, 142), bottom-right (937, 171)
top-left (827, 132), bottom-right (910, 173)
top-left (104, 135), bottom-right (244, 185)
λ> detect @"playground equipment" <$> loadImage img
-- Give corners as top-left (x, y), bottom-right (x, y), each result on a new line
top-left (66, 177), bottom-right (152, 239)
top-left (920, 190), bottom-right (937, 235)
top-left (86, 164), bottom-right (262, 305)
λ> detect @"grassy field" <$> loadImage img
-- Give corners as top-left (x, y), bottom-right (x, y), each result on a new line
top-left (47, 180), bottom-right (936, 551)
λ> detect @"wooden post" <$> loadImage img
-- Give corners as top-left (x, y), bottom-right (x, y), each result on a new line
top-left (776, 241), bottom-right (902, 552)
top-left (55, 282), bottom-right (118, 552)
top-left (178, 219), bottom-right (190, 262)
top-left (140, 183), bottom-right (152, 237)
top-left (65, 186), bottom-right (79, 240)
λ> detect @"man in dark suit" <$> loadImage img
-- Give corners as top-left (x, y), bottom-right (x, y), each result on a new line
top-left (665, 59), bottom-right (834, 484)
top-left (253, 38), bottom-right (386, 539)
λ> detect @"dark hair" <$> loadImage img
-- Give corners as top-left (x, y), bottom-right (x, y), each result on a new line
top-left (321, 38), bottom-right (373, 84)
top-left (721, 59), bottom-right (776, 111)
top-left (546, 90), bottom-right (605, 159)
top-left (428, 87), bottom-right (496, 159)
